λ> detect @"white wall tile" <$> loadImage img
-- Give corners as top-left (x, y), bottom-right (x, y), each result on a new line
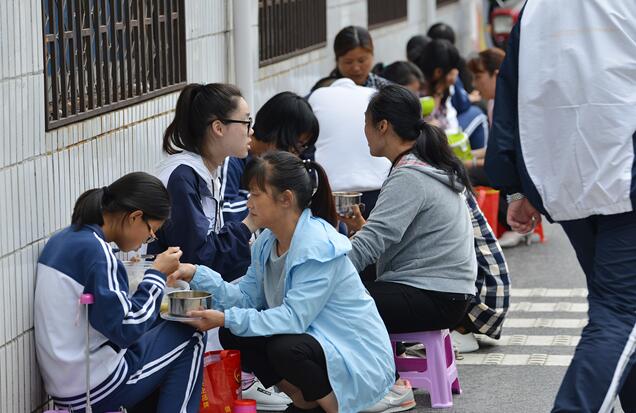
top-left (9, 167), bottom-right (19, 252)
top-left (0, 345), bottom-right (6, 412)
top-left (8, 254), bottom-right (17, 342)
top-left (0, 170), bottom-right (8, 257)
top-left (6, 0), bottom-right (15, 79)
top-left (0, 258), bottom-right (5, 346)
top-left (0, 81), bottom-right (8, 168)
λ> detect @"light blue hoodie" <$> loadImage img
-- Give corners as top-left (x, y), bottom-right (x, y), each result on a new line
top-left (191, 209), bottom-right (395, 412)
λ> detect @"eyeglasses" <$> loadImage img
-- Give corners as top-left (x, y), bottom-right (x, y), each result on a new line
top-left (218, 117), bottom-right (253, 134)
top-left (144, 220), bottom-right (157, 244)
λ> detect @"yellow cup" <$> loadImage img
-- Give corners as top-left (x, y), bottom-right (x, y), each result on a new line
top-left (420, 96), bottom-right (435, 117)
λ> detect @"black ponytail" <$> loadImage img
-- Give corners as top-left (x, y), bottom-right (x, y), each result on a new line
top-left (243, 151), bottom-right (338, 227)
top-left (367, 84), bottom-right (473, 194)
top-left (163, 83), bottom-right (243, 155)
top-left (303, 159), bottom-right (338, 227)
top-left (71, 172), bottom-right (171, 229)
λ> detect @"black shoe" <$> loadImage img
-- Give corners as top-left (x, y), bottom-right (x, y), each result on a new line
top-left (284, 404), bottom-right (326, 413)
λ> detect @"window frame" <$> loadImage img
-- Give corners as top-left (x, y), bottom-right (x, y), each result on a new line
top-left (42, 0), bottom-right (187, 131)
top-left (258, 0), bottom-right (327, 67)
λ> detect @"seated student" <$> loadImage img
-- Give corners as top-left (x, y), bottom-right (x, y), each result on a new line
top-left (342, 84), bottom-right (477, 346)
top-left (378, 61), bottom-right (425, 95)
top-left (149, 83), bottom-right (257, 281)
top-left (406, 34), bottom-right (431, 65)
top-left (328, 25), bottom-right (390, 89)
top-left (415, 38), bottom-right (489, 151)
top-left (34, 172), bottom-right (205, 413)
top-left (222, 91), bottom-right (319, 223)
top-left (345, 85), bottom-right (509, 354)
top-left (169, 152), bottom-right (399, 413)
top-left (309, 77), bottom-right (391, 218)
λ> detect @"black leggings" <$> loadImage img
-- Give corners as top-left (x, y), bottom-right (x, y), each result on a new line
top-left (364, 281), bottom-right (471, 333)
top-left (219, 328), bottom-right (332, 402)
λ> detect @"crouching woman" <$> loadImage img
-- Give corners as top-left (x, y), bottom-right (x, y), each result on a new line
top-left (35, 172), bottom-right (205, 413)
top-left (171, 151), bottom-right (395, 413)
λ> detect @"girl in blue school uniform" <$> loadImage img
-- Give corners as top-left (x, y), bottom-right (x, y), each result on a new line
top-left (170, 151), bottom-right (397, 413)
top-left (148, 83), bottom-right (258, 281)
top-left (34, 172), bottom-right (205, 413)
top-left (221, 91), bottom-right (319, 224)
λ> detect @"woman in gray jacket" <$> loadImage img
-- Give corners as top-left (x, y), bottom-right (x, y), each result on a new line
top-left (343, 84), bottom-right (477, 336)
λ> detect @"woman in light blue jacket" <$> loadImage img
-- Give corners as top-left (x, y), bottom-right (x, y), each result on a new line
top-left (170, 151), bottom-right (395, 413)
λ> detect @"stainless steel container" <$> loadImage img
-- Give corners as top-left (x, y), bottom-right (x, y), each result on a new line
top-left (167, 290), bottom-right (212, 317)
top-left (333, 191), bottom-right (363, 217)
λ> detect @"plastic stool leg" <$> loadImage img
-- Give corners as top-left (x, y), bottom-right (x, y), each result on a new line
top-left (426, 333), bottom-right (454, 408)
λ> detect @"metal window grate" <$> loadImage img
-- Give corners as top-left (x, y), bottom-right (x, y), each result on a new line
top-left (436, 0), bottom-right (460, 7)
top-left (258, 0), bottom-right (327, 67)
top-left (368, 0), bottom-right (407, 29)
top-left (42, 0), bottom-right (187, 130)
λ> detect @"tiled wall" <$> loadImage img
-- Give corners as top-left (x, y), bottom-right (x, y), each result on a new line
top-left (0, 0), bottom-right (444, 411)
top-left (0, 1), bottom-right (230, 411)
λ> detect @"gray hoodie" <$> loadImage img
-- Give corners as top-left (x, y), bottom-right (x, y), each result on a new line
top-left (349, 153), bottom-right (477, 295)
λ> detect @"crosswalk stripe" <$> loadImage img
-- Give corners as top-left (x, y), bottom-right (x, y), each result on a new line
top-left (457, 353), bottom-right (573, 366)
top-left (477, 335), bottom-right (580, 347)
top-left (511, 288), bottom-right (587, 297)
top-left (508, 302), bottom-right (588, 312)
top-left (505, 318), bottom-right (587, 328)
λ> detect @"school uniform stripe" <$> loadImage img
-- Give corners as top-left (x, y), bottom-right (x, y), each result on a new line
top-left (126, 337), bottom-right (193, 383)
top-left (93, 233), bottom-right (162, 323)
top-left (143, 273), bottom-right (166, 286)
top-left (599, 320), bottom-right (636, 413)
top-left (94, 233), bottom-right (131, 314)
top-left (223, 205), bottom-right (249, 213)
top-left (180, 333), bottom-right (205, 413)
top-left (55, 357), bottom-right (128, 409)
top-left (122, 285), bottom-right (162, 324)
top-left (140, 278), bottom-right (166, 292)
top-left (464, 112), bottom-right (488, 138)
top-left (223, 199), bottom-right (248, 208)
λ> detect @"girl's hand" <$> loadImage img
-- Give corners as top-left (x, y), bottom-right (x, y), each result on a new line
top-left (185, 309), bottom-right (225, 331)
top-left (151, 247), bottom-right (182, 275)
top-left (339, 204), bottom-right (366, 235)
top-left (242, 213), bottom-right (259, 234)
top-left (167, 263), bottom-right (197, 285)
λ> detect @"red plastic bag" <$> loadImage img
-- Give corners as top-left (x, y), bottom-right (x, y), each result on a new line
top-left (199, 350), bottom-right (242, 413)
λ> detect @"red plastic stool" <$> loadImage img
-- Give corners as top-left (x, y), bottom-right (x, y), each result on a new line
top-left (475, 186), bottom-right (500, 235)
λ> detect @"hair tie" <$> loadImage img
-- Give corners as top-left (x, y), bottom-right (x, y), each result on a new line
top-left (302, 159), bottom-right (319, 197)
top-left (416, 118), bottom-right (427, 129)
top-left (191, 84), bottom-right (206, 102)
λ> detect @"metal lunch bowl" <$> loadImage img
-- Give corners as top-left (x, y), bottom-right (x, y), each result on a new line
top-left (167, 290), bottom-right (212, 317)
top-left (332, 191), bottom-right (363, 217)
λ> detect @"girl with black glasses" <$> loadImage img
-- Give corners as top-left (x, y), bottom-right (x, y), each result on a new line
top-left (149, 83), bottom-right (258, 282)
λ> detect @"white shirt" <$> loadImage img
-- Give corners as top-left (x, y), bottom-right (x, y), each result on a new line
top-left (518, 0), bottom-right (636, 220)
top-left (309, 78), bottom-right (391, 192)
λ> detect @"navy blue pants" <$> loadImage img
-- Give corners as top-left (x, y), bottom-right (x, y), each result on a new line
top-left (554, 211), bottom-right (636, 413)
top-left (54, 321), bottom-right (206, 413)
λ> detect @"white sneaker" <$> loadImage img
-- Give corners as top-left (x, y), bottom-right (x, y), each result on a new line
top-left (451, 331), bottom-right (479, 353)
top-left (361, 380), bottom-right (416, 412)
top-left (497, 231), bottom-right (526, 248)
top-left (404, 343), bottom-right (426, 358)
top-left (242, 377), bottom-right (292, 411)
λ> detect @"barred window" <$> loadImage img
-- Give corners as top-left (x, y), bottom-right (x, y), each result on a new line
top-left (42, 0), bottom-right (186, 130)
top-left (258, 0), bottom-right (327, 67)
top-left (368, 0), bottom-right (407, 29)
top-left (437, 0), bottom-right (460, 7)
